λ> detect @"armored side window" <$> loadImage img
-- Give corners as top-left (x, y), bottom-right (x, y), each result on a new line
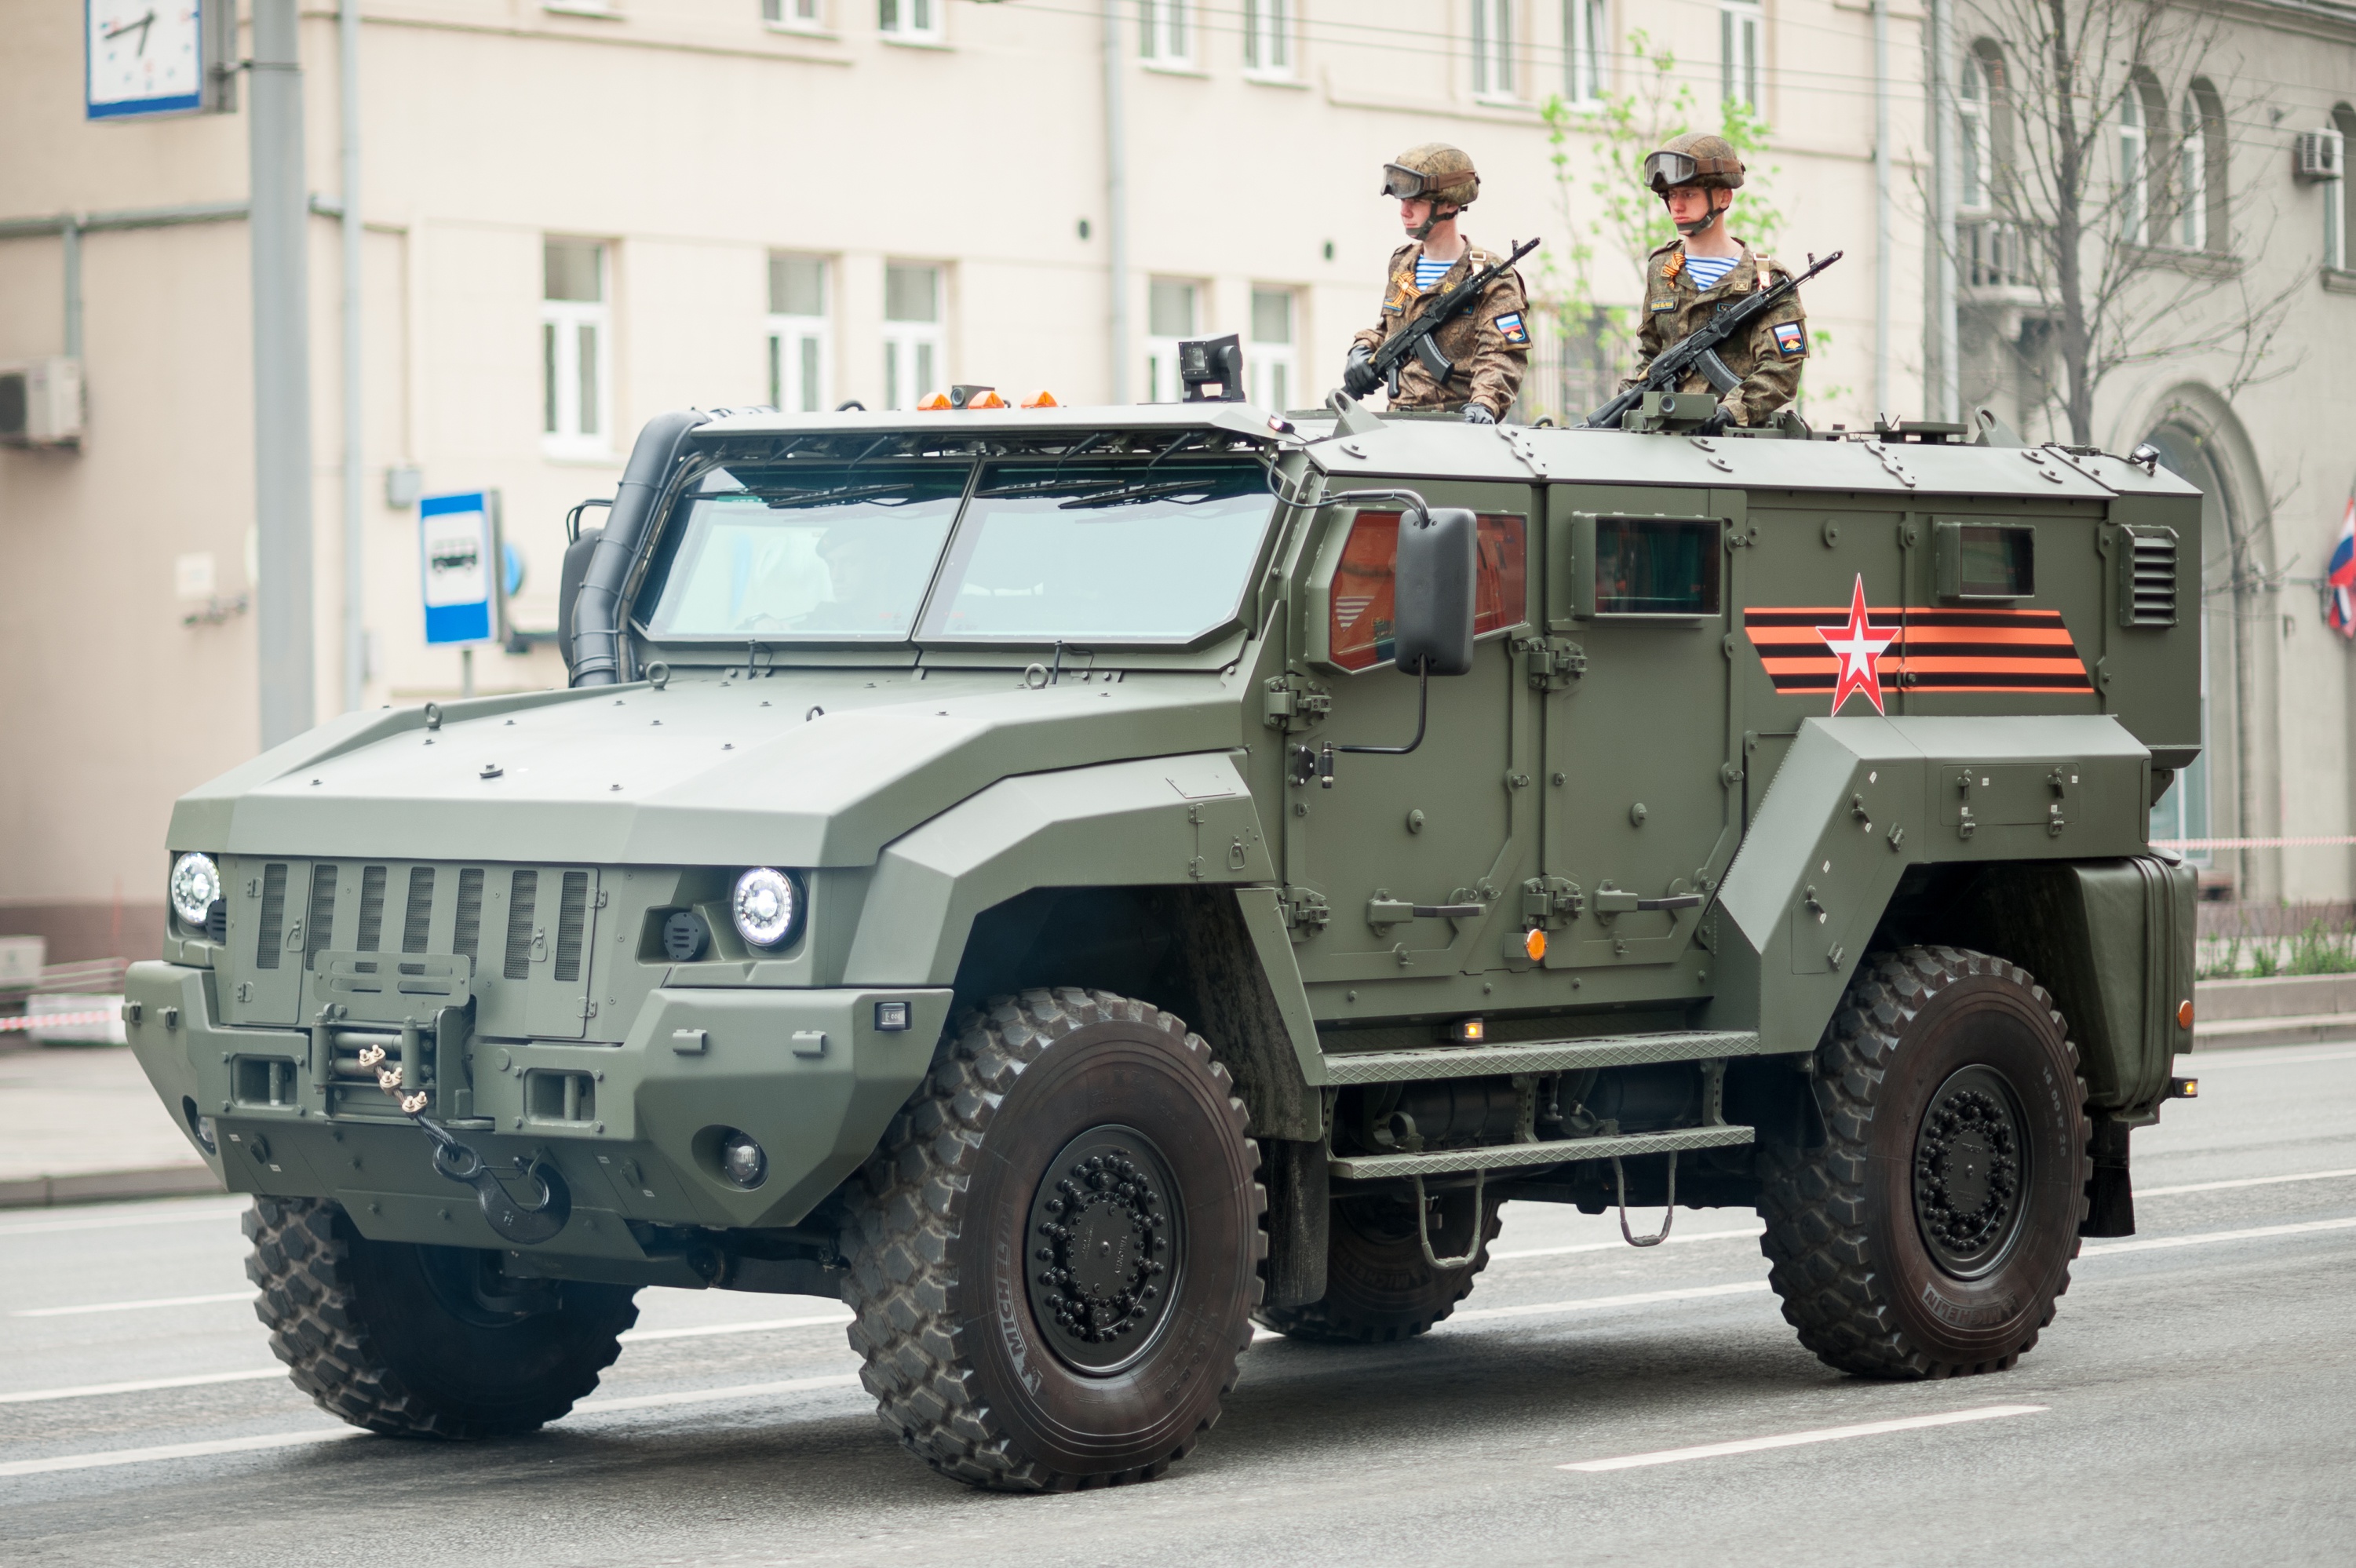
top-left (1327, 509), bottom-right (1526, 672)
top-left (1935, 521), bottom-right (2035, 601)
top-left (1570, 515), bottom-right (1723, 619)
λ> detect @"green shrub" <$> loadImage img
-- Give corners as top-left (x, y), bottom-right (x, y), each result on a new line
top-left (2287, 921), bottom-right (2356, 975)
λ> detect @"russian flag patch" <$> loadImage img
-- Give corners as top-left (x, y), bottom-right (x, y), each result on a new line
top-left (1494, 311), bottom-right (1531, 346)
top-left (1772, 321), bottom-right (1807, 358)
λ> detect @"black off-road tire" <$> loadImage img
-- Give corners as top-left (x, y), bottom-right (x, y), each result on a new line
top-left (244, 1195), bottom-right (640, 1438)
top-left (1760, 946), bottom-right (2090, 1379)
top-left (1253, 1186), bottom-right (1502, 1343)
top-left (839, 988), bottom-right (1265, 1492)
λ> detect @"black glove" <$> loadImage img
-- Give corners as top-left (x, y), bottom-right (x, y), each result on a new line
top-left (1461, 403), bottom-right (1497, 425)
top-left (1342, 343), bottom-right (1380, 399)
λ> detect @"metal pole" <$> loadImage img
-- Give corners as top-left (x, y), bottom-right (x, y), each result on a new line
top-left (1103, 0), bottom-right (1129, 403)
top-left (250, 0), bottom-right (315, 748)
top-left (61, 219), bottom-right (83, 359)
top-left (1927, 0), bottom-right (1960, 422)
top-left (1871, 0), bottom-right (1892, 419)
top-left (339, 0), bottom-right (364, 713)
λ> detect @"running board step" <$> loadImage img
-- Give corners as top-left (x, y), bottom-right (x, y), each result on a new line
top-left (1319, 1029), bottom-right (1770, 1085)
top-left (1327, 1124), bottom-right (1755, 1180)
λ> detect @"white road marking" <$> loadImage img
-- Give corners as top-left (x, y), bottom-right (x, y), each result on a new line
top-left (1560, 1405), bottom-right (2048, 1472)
top-left (0, 1368), bottom-right (285, 1406)
top-left (619, 1311), bottom-right (850, 1344)
top-left (2136, 1167), bottom-right (2356, 1198)
top-left (0, 1201), bottom-right (248, 1240)
top-left (0, 1428), bottom-right (364, 1479)
top-left (2081, 1216), bottom-right (2356, 1256)
top-left (0, 1373), bottom-right (869, 1480)
top-left (13, 1290), bottom-right (252, 1318)
top-left (1493, 1228), bottom-right (1761, 1261)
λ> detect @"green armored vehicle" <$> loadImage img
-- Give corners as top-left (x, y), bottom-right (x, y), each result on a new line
top-left (129, 381), bottom-right (2201, 1490)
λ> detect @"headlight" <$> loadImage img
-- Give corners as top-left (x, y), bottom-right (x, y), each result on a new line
top-left (731, 867), bottom-right (801, 949)
top-left (718, 1130), bottom-right (768, 1189)
top-left (169, 852), bottom-right (222, 930)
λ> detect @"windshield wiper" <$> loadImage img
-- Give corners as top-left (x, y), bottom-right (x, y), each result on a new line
top-left (762, 482), bottom-right (921, 509)
top-left (1055, 478), bottom-right (1231, 510)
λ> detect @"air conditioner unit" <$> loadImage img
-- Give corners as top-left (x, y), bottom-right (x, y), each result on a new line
top-left (0, 357), bottom-right (84, 447)
top-left (2294, 129), bottom-right (2343, 182)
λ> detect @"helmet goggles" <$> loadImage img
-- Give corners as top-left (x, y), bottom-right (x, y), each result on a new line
top-left (1642, 151), bottom-right (1701, 193)
top-left (1382, 162), bottom-right (1439, 200)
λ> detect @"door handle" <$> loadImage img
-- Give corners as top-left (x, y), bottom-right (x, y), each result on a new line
top-left (1366, 898), bottom-right (1486, 924)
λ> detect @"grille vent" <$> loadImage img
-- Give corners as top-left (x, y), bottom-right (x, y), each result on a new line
top-left (305, 864), bottom-right (337, 969)
top-left (2121, 526), bottom-right (2179, 626)
top-left (454, 868), bottom-right (485, 968)
top-left (401, 867), bottom-right (436, 954)
top-left (355, 865), bottom-right (388, 952)
top-left (553, 872), bottom-right (589, 983)
top-left (254, 863), bottom-right (288, 970)
top-left (504, 870), bottom-right (538, 980)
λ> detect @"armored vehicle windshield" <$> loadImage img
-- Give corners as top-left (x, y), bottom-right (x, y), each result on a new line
top-left (637, 456), bottom-right (1275, 647)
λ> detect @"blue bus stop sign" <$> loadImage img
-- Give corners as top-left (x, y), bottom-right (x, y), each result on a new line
top-left (418, 490), bottom-right (499, 646)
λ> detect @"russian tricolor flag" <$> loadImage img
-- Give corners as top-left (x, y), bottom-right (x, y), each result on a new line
top-left (2331, 493), bottom-right (2356, 640)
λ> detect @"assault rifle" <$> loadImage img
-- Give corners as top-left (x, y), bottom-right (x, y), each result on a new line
top-left (1585, 249), bottom-right (1842, 429)
top-left (1348, 237), bottom-right (1541, 400)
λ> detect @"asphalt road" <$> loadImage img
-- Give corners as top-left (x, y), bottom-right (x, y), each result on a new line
top-left (3, 1040), bottom-right (2351, 1567)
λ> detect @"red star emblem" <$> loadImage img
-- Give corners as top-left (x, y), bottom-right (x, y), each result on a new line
top-left (1816, 574), bottom-right (1898, 714)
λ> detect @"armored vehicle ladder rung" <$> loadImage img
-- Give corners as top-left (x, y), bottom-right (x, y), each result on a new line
top-left (1327, 1124), bottom-right (1755, 1181)
top-left (1318, 1028), bottom-right (1770, 1085)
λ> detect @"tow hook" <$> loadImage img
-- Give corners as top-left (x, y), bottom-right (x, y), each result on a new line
top-left (356, 1044), bottom-right (572, 1245)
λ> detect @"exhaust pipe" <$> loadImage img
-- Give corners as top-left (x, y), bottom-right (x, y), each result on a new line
top-left (567, 408), bottom-right (709, 687)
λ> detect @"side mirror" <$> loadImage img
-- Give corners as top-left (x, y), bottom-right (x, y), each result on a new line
top-left (1392, 506), bottom-right (1477, 676)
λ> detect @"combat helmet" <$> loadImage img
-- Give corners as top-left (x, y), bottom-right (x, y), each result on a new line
top-left (1383, 143), bottom-right (1480, 206)
top-left (1642, 132), bottom-right (1745, 193)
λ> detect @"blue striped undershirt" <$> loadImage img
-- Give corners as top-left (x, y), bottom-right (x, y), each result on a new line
top-left (1413, 254), bottom-right (1456, 290)
top-left (1683, 253), bottom-right (1739, 290)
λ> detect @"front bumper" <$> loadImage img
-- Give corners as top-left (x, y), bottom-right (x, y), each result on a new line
top-left (123, 960), bottom-right (950, 1257)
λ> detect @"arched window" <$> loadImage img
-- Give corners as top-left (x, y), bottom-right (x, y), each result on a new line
top-left (2177, 93), bottom-right (2205, 249)
top-left (2332, 104), bottom-right (2356, 273)
top-left (2121, 71), bottom-right (2168, 247)
top-left (1959, 53), bottom-right (1990, 211)
top-left (2190, 78), bottom-right (2229, 254)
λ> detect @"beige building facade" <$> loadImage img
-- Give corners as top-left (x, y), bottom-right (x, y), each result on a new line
top-left (0, 0), bottom-right (2349, 955)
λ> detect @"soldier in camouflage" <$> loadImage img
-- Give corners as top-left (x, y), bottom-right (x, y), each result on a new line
top-left (1623, 133), bottom-right (1810, 428)
top-left (1344, 143), bottom-right (1530, 424)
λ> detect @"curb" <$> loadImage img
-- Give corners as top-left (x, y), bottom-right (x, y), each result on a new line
top-left (2194, 1014), bottom-right (2356, 1051)
top-left (0, 1165), bottom-right (225, 1210)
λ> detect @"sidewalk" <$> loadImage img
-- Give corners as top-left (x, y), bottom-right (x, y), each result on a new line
top-left (0, 1041), bottom-right (221, 1208)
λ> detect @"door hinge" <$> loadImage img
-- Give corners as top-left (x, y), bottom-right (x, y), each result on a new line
top-left (1263, 675), bottom-right (1332, 731)
top-left (1513, 636), bottom-right (1587, 693)
top-left (1282, 888), bottom-right (1332, 935)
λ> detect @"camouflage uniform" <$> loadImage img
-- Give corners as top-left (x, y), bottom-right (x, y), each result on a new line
top-left (1350, 238), bottom-right (1531, 420)
top-left (1624, 237), bottom-right (1808, 428)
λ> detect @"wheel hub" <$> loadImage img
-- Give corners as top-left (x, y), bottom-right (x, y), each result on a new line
top-left (1025, 1127), bottom-right (1182, 1374)
top-left (1911, 1067), bottom-right (2027, 1279)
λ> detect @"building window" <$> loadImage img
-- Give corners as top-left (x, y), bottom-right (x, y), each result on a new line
top-left (1958, 53), bottom-right (1990, 211)
top-left (1470, 0), bottom-right (1514, 99)
top-left (2189, 78), bottom-right (2228, 256)
top-left (877, 0), bottom-right (938, 41)
top-left (763, 0), bottom-right (822, 27)
top-left (767, 254), bottom-right (830, 414)
top-left (1243, 0), bottom-right (1290, 75)
top-left (2175, 93), bottom-right (2205, 250)
top-left (2119, 85), bottom-right (2150, 246)
top-left (882, 263), bottom-right (942, 410)
top-left (542, 239), bottom-right (610, 457)
top-left (2330, 106), bottom-right (2356, 272)
top-left (1720, 0), bottom-right (1760, 112)
top-left (1144, 278), bottom-right (1198, 403)
top-left (1249, 287), bottom-right (1296, 410)
top-left (1139, 1), bottom-right (1191, 65)
top-left (1563, 0), bottom-right (1607, 104)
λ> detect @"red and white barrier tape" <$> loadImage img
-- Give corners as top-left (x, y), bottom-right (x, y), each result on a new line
top-left (0, 1012), bottom-right (119, 1033)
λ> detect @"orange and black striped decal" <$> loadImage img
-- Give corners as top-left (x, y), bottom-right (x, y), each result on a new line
top-left (1743, 606), bottom-right (2094, 695)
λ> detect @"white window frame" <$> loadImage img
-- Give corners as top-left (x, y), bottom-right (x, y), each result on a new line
top-left (767, 254), bottom-right (831, 415)
top-left (2325, 129), bottom-right (2347, 272)
top-left (1563, 0), bottom-right (1607, 106)
top-left (542, 240), bottom-right (611, 459)
top-left (1144, 277), bottom-right (1201, 403)
top-left (1243, 0), bottom-right (1292, 78)
top-left (763, 0), bottom-right (826, 32)
top-left (1248, 286), bottom-right (1297, 412)
top-left (1471, 0), bottom-right (1515, 100)
top-left (1138, 0), bottom-right (1193, 67)
top-left (2177, 93), bottom-right (2206, 250)
top-left (882, 262), bottom-right (943, 411)
top-left (1720, 0), bottom-right (1761, 112)
top-left (1958, 53), bottom-right (1990, 212)
top-left (877, 0), bottom-right (940, 43)
top-left (2119, 89), bottom-right (2150, 247)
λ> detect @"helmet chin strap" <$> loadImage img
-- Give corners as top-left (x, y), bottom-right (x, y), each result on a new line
top-left (1669, 189), bottom-right (1731, 239)
top-left (1412, 201), bottom-right (1461, 242)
